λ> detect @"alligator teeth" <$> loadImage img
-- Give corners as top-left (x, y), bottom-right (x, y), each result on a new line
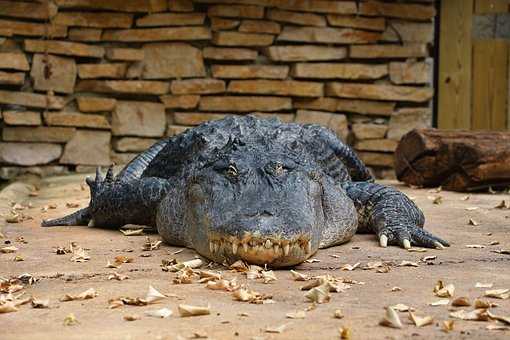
top-left (306, 241), bottom-right (312, 254)
top-left (209, 241), bottom-right (214, 253)
top-left (273, 244), bottom-right (280, 254)
top-left (87, 219), bottom-right (95, 227)
top-left (232, 242), bottom-right (238, 255)
top-left (213, 242), bottom-right (219, 253)
top-left (283, 244), bottom-right (290, 256)
top-left (264, 239), bottom-right (272, 249)
top-left (242, 243), bottom-right (248, 253)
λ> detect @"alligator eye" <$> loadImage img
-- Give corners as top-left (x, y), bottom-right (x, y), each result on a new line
top-left (274, 162), bottom-right (284, 176)
top-left (227, 164), bottom-right (238, 177)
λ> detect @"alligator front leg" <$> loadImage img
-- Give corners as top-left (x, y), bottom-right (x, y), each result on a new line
top-left (42, 167), bottom-right (170, 228)
top-left (342, 182), bottom-right (449, 249)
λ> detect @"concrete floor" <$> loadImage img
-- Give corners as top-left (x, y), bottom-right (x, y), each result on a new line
top-left (1, 173), bottom-right (509, 340)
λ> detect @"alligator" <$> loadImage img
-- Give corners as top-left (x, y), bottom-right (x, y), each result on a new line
top-left (42, 116), bottom-right (449, 267)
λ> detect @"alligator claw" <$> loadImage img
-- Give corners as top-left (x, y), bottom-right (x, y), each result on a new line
top-left (379, 234), bottom-right (388, 248)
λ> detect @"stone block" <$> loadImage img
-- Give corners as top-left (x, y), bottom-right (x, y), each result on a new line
top-left (53, 11), bottom-right (133, 28)
top-left (68, 28), bottom-right (102, 41)
top-left (389, 60), bottom-right (432, 84)
top-left (277, 26), bottom-right (380, 44)
top-left (359, 1), bottom-right (436, 21)
top-left (0, 0), bottom-right (58, 20)
top-left (387, 107), bottom-right (431, 141)
top-left (199, 96), bottom-right (292, 112)
top-left (358, 151), bottom-right (394, 168)
top-left (267, 9), bottom-right (326, 27)
top-left (228, 80), bottom-right (323, 97)
top-left (136, 13), bottom-right (205, 26)
top-left (43, 112), bottom-right (110, 129)
top-left (60, 130), bottom-right (111, 166)
top-left (291, 63), bottom-right (388, 79)
top-left (327, 15), bottom-right (385, 31)
top-left (326, 83), bottom-right (433, 102)
top-left (0, 90), bottom-right (65, 110)
top-left (0, 71), bottom-right (24, 85)
top-left (0, 142), bottom-right (62, 166)
top-left (54, 0), bottom-right (168, 12)
top-left (173, 112), bottom-right (233, 125)
top-left (0, 52), bottom-right (29, 71)
top-left (77, 97), bottom-right (116, 112)
top-left (3, 111), bottom-right (41, 126)
top-left (142, 43), bottom-right (205, 79)
top-left (77, 63), bottom-right (127, 79)
top-left (24, 40), bottom-right (104, 58)
top-left (275, 1), bottom-right (357, 14)
top-left (210, 18), bottom-right (240, 31)
top-left (31, 54), bottom-right (77, 94)
top-left (208, 5), bottom-right (264, 18)
top-left (211, 65), bottom-right (289, 79)
top-left (106, 48), bottom-right (144, 61)
top-left (167, 124), bottom-right (191, 137)
top-left (212, 32), bottom-right (274, 46)
top-left (350, 43), bottom-right (428, 59)
top-left (355, 138), bottom-right (398, 152)
top-left (381, 20), bottom-right (434, 43)
top-left (265, 45), bottom-right (347, 61)
top-left (113, 137), bottom-right (158, 152)
top-left (295, 110), bottom-right (349, 141)
top-left (171, 79), bottom-right (225, 94)
top-left (112, 101), bottom-right (166, 137)
top-left (352, 123), bottom-right (388, 140)
top-left (203, 47), bottom-right (257, 60)
top-left (75, 80), bottom-right (170, 95)
top-left (102, 27), bottom-right (211, 42)
top-left (238, 20), bottom-right (281, 34)
top-left (3, 126), bottom-right (76, 143)
top-left (160, 95), bottom-right (200, 109)
top-left (0, 20), bottom-right (66, 38)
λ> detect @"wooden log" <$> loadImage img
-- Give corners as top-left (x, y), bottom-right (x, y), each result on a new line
top-left (395, 128), bottom-right (510, 191)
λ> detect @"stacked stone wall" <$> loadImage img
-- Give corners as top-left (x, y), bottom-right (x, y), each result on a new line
top-left (0, 0), bottom-right (435, 179)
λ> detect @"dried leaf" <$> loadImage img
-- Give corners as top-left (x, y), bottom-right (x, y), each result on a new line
top-left (473, 299), bottom-right (495, 309)
top-left (468, 219), bottom-right (479, 226)
top-left (461, 195), bottom-right (471, 201)
top-left (229, 260), bottom-right (248, 272)
top-left (398, 260), bottom-right (419, 267)
top-left (407, 247), bottom-right (427, 253)
top-left (487, 310), bottom-right (510, 325)
top-left (434, 281), bottom-right (455, 298)
top-left (449, 309), bottom-right (489, 321)
top-left (114, 255), bottom-right (133, 265)
top-left (63, 313), bottom-right (78, 326)
top-left (31, 298), bottom-right (49, 308)
top-left (475, 282), bottom-right (493, 288)
top-left (108, 272), bottom-right (129, 281)
top-left (341, 262), bottom-right (360, 271)
top-left (286, 310), bottom-right (306, 319)
top-left (409, 312), bottom-right (433, 327)
top-left (142, 237), bottom-right (162, 251)
top-left (442, 320), bottom-right (454, 332)
top-left (178, 304), bottom-right (210, 317)
top-left (120, 229), bottom-right (144, 236)
top-left (465, 206), bottom-right (479, 211)
top-left (70, 246), bottom-right (90, 262)
top-left (0, 301), bottom-right (18, 313)
top-left (391, 286), bottom-right (402, 292)
top-left (486, 323), bottom-right (510, 331)
top-left (466, 244), bottom-right (485, 249)
top-left (485, 289), bottom-right (510, 299)
top-left (334, 309), bottom-right (344, 319)
top-left (492, 249), bottom-right (510, 255)
top-left (452, 297), bottom-right (471, 307)
top-left (379, 307), bottom-right (403, 329)
top-left (390, 304), bottom-right (413, 312)
top-left (304, 258), bottom-right (320, 263)
top-left (261, 270), bottom-right (277, 284)
top-left (13, 255), bottom-right (24, 262)
top-left (232, 288), bottom-right (271, 304)
top-left (290, 270), bottom-right (309, 281)
top-left (432, 196), bottom-right (443, 204)
top-left (1, 246), bottom-right (18, 254)
top-left (265, 324), bottom-right (287, 334)
top-left (123, 314), bottom-right (141, 321)
top-left (144, 308), bottom-right (173, 318)
top-left (61, 288), bottom-right (98, 302)
top-left (205, 279), bottom-right (238, 292)
top-left (339, 326), bottom-right (351, 339)
top-left (304, 284), bottom-right (330, 304)
top-left (494, 200), bottom-right (509, 209)
top-left (146, 285), bottom-right (166, 303)
top-left (429, 299), bottom-right (450, 306)
top-left (66, 202), bottom-right (80, 208)
top-left (421, 256), bottom-right (437, 262)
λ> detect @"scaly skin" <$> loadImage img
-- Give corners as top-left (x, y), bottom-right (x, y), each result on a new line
top-left (42, 116), bottom-right (449, 267)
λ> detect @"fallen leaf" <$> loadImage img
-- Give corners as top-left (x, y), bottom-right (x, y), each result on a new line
top-left (13, 255), bottom-right (24, 262)
top-left (123, 314), bottom-right (141, 321)
top-left (434, 281), bottom-right (455, 298)
top-left (304, 258), bottom-right (320, 263)
top-left (487, 310), bottom-right (510, 325)
top-left (450, 309), bottom-right (489, 321)
top-left (494, 200), bottom-right (509, 209)
top-left (205, 279), bottom-right (239, 292)
top-left (178, 304), bottom-right (210, 317)
top-left (429, 299), bottom-right (450, 306)
top-left (421, 256), bottom-right (437, 262)
top-left (106, 261), bottom-right (120, 269)
top-left (390, 304), bottom-right (414, 312)
top-left (334, 309), bottom-right (344, 319)
top-left (428, 187), bottom-right (442, 193)
top-left (265, 324), bottom-right (287, 334)
top-left (70, 246), bottom-right (90, 262)
top-left (229, 260), bottom-right (248, 272)
top-left (409, 312), bottom-right (433, 327)
top-left (379, 307), bottom-right (403, 329)
top-left (145, 285), bottom-right (166, 303)
top-left (290, 270), bottom-right (309, 281)
top-left (391, 286), bottom-right (402, 292)
top-left (144, 308), bottom-right (173, 318)
top-left (61, 288), bottom-right (98, 302)
top-left (492, 249), bottom-right (510, 255)
top-left (432, 196), bottom-right (443, 204)
top-left (338, 327), bottom-right (351, 339)
top-left (473, 299), bottom-right (496, 309)
top-left (114, 255), bottom-right (133, 265)
top-left (142, 237), bottom-right (162, 251)
top-left (66, 202), bottom-right (80, 208)
top-left (452, 297), bottom-right (471, 307)
top-left (465, 207), bottom-right (479, 211)
top-left (0, 301), bottom-right (18, 313)
top-left (485, 289), bottom-right (510, 299)
top-left (63, 313), bottom-right (78, 326)
top-left (486, 324), bottom-right (510, 331)
top-left (304, 284), bottom-right (330, 304)
top-left (232, 288), bottom-right (272, 304)
top-left (31, 298), bottom-right (49, 308)
top-left (442, 320), bottom-right (454, 332)
top-left (1, 246), bottom-right (18, 254)
top-left (466, 244), bottom-right (485, 249)
top-left (489, 241), bottom-right (500, 246)
top-left (108, 272), bottom-right (129, 281)
top-left (120, 229), bottom-right (144, 236)
top-left (476, 282), bottom-right (493, 288)
top-left (398, 260), bottom-right (419, 267)
top-left (407, 247), bottom-right (427, 253)
top-left (286, 310), bottom-right (306, 319)
top-left (468, 219), bottom-right (479, 226)
top-left (461, 195), bottom-right (471, 201)
top-left (341, 262), bottom-right (360, 271)
top-left (261, 270), bottom-right (277, 284)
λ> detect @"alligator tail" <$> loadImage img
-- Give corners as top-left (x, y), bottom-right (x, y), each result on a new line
top-left (41, 207), bottom-right (91, 227)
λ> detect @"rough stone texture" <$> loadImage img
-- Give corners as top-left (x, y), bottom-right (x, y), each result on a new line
top-left (68, 28), bottom-right (102, 41)
top-left (389, 60), bottom-right (432, 85)
top-left (0, 52), bottom-right (29, 71)
top-left (326, 83), bottom-right (433, 102)
top-left (292, 63), bottom-right (388, 80)
top-left (75, 80), bottom-right (169, 95)
top-left (352, 123), bottom-right (388, 140)
top-left (278, 27), bottom-right (381, 44)
top-left (171, 79), bottom-right (225, 95)
top-left (359, 1), bottom-right (436, 21)
top-left (327, 15), bottom-right (386, 31)
top-left (228, 80), bottom-right (323, 97)
top-left (159, 95), bottom-right (200, 109)
top-left (267, 9), bottom-right (327, 27)
top-left (102, 27), bottom-right (211, 42)
top-left (208, 5), bottom-right (264, 19)
top-left (43, 112), bottom-right (110, 129)
top-left (113, 137), bottom-right (158, 152)
top-left (211, 65), bottom-right (289, 79)
top-left (265, 45), bottom-right (347, 61)
top-left (3, 111), bottom-right (42, 126)
top-left (210, 18), bottom-right (240, 31)
top-left (77, 97), bottom-right (116, 112)
top-left (169, 0), bottom-right (193, 12)
top-left (106, 48), bottom-right (144, 61)
top-left (294, 110), bottom-right (348, 141)
top-left (387, 107), bottom-right (431, 141)
top-left (111, 151), bottom-right (137, 165)
top-left (0, 71), bottom-right (24, 85)
top-left (212, 32), bottom-right (274, 46)
top-left (0, 19), bottom-right (67, 38)
top-left (0, 90), bottom-right (65, 110)
top-left (24, 40), bottom-right (105, 58)
top-left (358, 151), bottom-right (395, 167)
top-left (355, 138), bottom-right (398, 152)
top-left (136, 13), bottom-right (205, 26)
top-left (275, 1), bottom-right (357, 14)
top-left (31, 54), bottom-right (77, 94)
top-left (112, 101), bottom-right (166, 137)
top-left (53, 11), bottom-right (133, 28)
top-left (0, 142), bottom-right (62, 166)
top-left (350, 43), bottom-right (428, 59)
top-left (0, 0), bottom-right (58, 20)
top-left (55, 0), bottom-right (168, 12)
top-left (200, 96), bottom-right (292, 112)
top-left (3, 127), bottom-right (76, 143)
top-left (77, 63), bottom-right (127, 79)
top-left (203, 47), bottom-right (257, 60)
top-left (381, 20), bottom-right (434, 43)
top-left (60, 130), bottom-right (111, 166)
top-left (173, 112), bottom-right (233, 125)
top-left (166, 124), bottom-right (191, 136)
top-left (142, 43), bottom-right (205, 79)
top-left (293, 97), bottom-right (396, 116)
top-left (238, 20), bottom-right (281, 34)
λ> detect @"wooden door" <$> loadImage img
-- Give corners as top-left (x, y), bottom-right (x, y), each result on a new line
top-left (438, 0), bottom-right (510, 130)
